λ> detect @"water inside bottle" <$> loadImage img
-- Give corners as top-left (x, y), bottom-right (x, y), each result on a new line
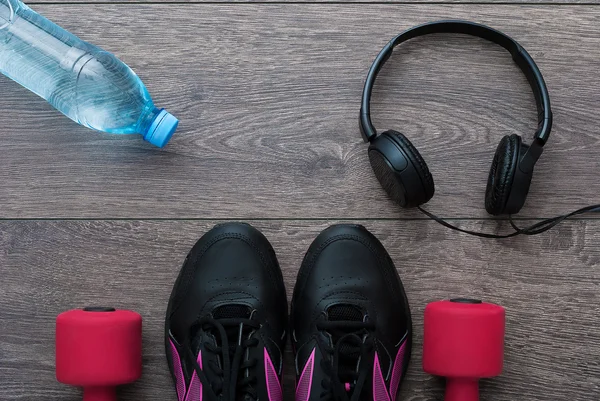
top-left (0, 0), bottom-right (178, 146)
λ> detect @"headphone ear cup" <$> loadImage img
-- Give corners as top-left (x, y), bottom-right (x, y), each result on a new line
top-left (485, 134), bottom-right (520, 215)
top-left (368, 130), bottom-right (434, 208)
top-left (389, 131), bottom-right (435, 201)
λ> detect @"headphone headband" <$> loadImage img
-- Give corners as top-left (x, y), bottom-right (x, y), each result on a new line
top-left (360, 20), bottom-right (552, 151)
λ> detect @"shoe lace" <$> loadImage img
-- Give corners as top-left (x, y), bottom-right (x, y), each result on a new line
top-left (317, 318), bottom-right (376, 401)
top-left (183, 316), bottom-right (261, 401)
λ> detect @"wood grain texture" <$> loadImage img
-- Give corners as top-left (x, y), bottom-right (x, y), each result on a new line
top-left (1, 220), bottom-right (599, 400)
top-left (0, 4), bottom-right (600, 218)
top-left (1, 5), bottom-right (600, 219)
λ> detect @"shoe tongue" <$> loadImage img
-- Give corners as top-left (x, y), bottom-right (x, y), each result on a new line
top-left (212, 304), bottom-right (252, 319)
top-left (327, 304), bottom-right (363, 322)
top-left (326, 305), bottom-right (365, 393)
top-left (190, 305), bottom-right (253, 353)
top-left (212, 304), bottom-right (254, 352)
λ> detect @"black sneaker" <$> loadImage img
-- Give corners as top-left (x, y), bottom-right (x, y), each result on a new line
top-left (291, 224), bottom-right (412, 401)
top-left (165, 223), bottom-right (288, 401)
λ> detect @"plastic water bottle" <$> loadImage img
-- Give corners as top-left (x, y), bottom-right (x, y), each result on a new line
top-left (0, 0), bottom-right (178, 147)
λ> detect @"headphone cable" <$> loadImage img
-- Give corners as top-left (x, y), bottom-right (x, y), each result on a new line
top-left (417, 204), bottom-right (600, 239)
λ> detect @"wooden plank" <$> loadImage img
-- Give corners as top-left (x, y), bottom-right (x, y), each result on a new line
top-left (1, 5), bottom-right (600, 219)
top-left (1, 219), bottom-right (599, 400)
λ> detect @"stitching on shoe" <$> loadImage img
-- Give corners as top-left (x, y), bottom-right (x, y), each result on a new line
top-left (296, 233), bottom-right (402, 314)
top-left (172, 232), bottom-right (278, 314)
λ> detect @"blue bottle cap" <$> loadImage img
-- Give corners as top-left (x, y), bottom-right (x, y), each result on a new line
top-left (143, 109), bottom-right (178, 148)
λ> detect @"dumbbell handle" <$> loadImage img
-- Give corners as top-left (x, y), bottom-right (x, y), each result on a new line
top-left (83, 387), bottom-right (116, 401)
top-left (446, 379), bottom-right (479, 401)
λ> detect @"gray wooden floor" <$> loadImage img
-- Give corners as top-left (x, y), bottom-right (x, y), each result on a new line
top-left (1, 1), bottom-right (600, 400)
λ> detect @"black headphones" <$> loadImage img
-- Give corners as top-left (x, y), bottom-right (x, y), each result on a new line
top-left (360, 20), bottom-right (553, 217)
